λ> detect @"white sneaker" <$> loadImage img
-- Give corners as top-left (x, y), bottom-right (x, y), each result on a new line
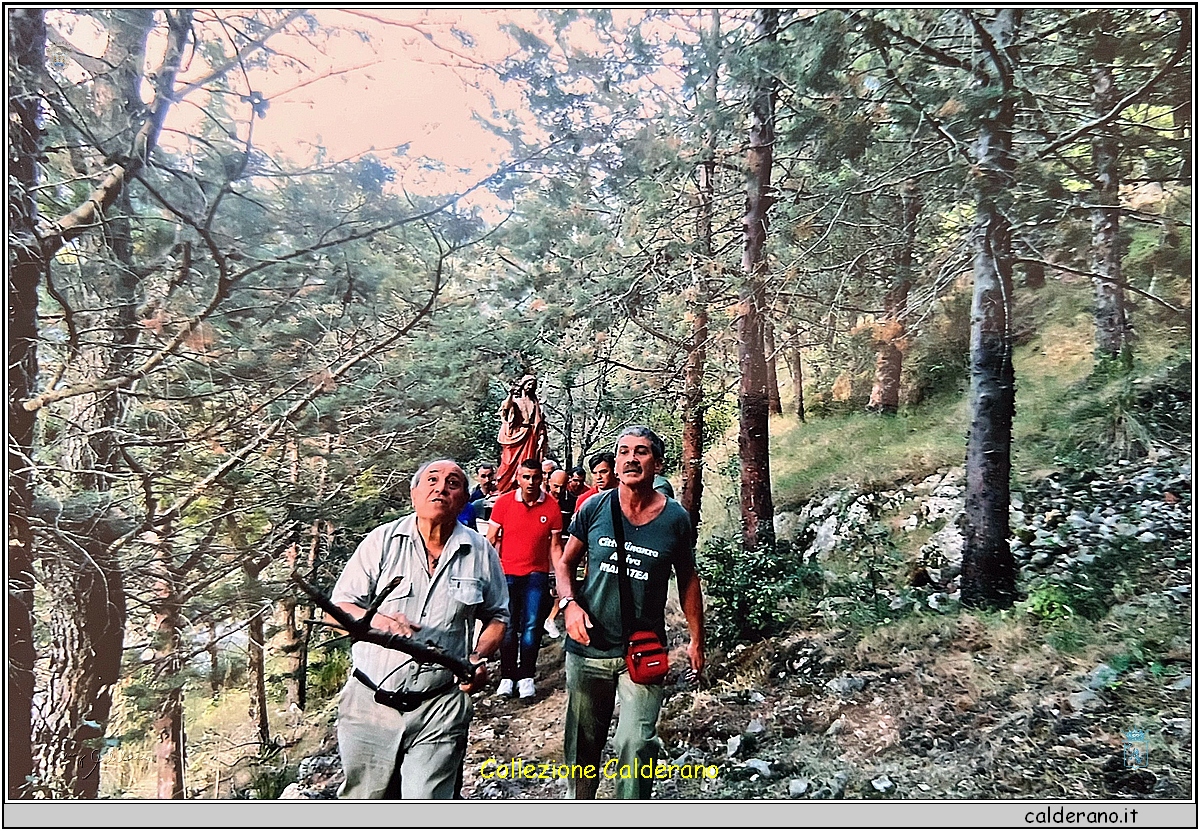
top-left (518, 678), bottom-right (536, 699)
top-left (496, 678), bottom-right (514, 698)
top-left (544, 619), bottom-right (561, 639)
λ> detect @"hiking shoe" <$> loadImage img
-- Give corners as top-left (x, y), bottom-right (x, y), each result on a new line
top-left (496, 678), bottom-right (514, 698)
top-left (518, 678), bottom-right (536, 699)
top-left (544, 619), bottom-right (561, 639)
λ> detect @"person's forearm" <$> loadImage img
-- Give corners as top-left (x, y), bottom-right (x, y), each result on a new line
top-left (549, 535), bottom-right (565, 576)
top-left (473, 618), bottom-right (506, 660)
top-left (554, 538), bottom-right (583, 599)
top-left (330, 601), bottom-right (366, 625)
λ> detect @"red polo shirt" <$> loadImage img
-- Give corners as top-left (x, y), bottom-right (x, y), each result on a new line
top-left (490, 488), bottom-right (563, 576)
top-left (575, 486), bottom-right (598, 507)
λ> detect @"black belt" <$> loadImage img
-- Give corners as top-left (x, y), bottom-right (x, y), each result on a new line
top-left (354, 668), bottom-right (456, 713)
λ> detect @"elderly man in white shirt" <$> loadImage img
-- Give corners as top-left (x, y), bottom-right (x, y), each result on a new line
top-left (331, 459), bottom-right (509, 799)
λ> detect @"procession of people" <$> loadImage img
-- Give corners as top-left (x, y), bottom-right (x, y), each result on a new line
top-left (329, 373), bottom-right (705, 800)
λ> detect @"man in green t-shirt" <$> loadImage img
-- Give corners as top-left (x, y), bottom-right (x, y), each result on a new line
top-left (554, 425), bottom-right (706, 799)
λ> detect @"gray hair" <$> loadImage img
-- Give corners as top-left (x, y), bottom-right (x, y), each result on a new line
top-left (614, 424), bottom-right (664, 462)
top-left (410, 459), bottom-right (468, 490)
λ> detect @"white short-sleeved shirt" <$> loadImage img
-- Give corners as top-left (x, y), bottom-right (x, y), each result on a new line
top-left (331, 514), bottom-right (509, 693)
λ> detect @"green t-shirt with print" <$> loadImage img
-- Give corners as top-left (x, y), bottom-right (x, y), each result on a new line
top-left (564, 489), bottom-right (695, 659)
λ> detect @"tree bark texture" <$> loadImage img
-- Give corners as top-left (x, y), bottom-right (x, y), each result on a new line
top-left (764, 318), bottom-right (783, 415)
top-left (246, 593), bottom-right (271, 750)
top-left (680, 9), bottom-right (720, 531)
top-left (32, 499), bottom-right (129, 798)
top-left (737, 7), bottom-right (778, 553)
top-left (868, 180), bottom-right (921, 414)
top-left (961, 10), bottom-right (1019, 610)
top-left (1090, 31), bottom-right (1132, 365)
top-left (35, 10), bottom-right (154, 798)
top-left (150, 534), bottom-right (186, 799)
top-left (7, 7), bottom-right (46, 799)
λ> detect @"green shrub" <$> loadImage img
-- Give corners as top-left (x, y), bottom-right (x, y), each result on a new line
top-left (308, 645), bottom-right (351, 701)
top-left (247, 758), bottom-right (296, 800)
top-left (1054, 359), bottom-right (1192, 466)
top-left (1022, 583), bottom-right (1076, 622)
top-left (697, 535), bottom-right (821, 648)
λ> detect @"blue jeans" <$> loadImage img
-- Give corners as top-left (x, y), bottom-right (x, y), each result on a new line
top-left (500, 572), bottom-right (549, 681)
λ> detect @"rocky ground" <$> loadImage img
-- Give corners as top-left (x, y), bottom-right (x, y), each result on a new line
top-left (281, 453), bottom-right (1192, 801)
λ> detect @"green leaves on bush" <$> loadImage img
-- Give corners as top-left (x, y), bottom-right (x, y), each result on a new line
top-left (697, 536), bottom-right (821, 648)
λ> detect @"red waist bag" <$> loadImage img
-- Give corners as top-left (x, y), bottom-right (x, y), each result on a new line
top-left (625, 629), bottom-right (669, 685)
top-left (608, 491), bottom-right (670, 685)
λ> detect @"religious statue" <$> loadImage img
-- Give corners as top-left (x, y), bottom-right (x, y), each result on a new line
top-left (496, 374), bottom-right (548, 492)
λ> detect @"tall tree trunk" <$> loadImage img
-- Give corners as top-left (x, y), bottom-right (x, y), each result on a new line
top-left (278, 434), bottom-right (331, 709)
top-left (206, 621), bottom-right (222, 696)
top-left (737, 7), bottom-right (778, 553)
top-left (32, 498), bottom-right (130, 798)
top-left (868, 180), bottom-right (921, 414)
top-left (961, 10), bottom-right (1020, 610)
top-left (1090, 29), bottom-right (1131, 367)
top-left (680, 9), bottom-right (719, 530)
top-left (244, 561), bottom-right (271, 751)
top-left (764, 318), bottom-right (783, 415)
top-left (277, 439), bottom-right (304, 708)
top-left (787, 328), bottom-right (806, 422)
top-left (34, 10), bottom-right (156, 798)
top-left (8, 11), bottom-right (46, 796)
top-left (149, 527), bottom-right (186, 799)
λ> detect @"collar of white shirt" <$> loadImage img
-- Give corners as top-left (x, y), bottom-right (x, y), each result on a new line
top-left (514, 488), bottom-right (546, 505)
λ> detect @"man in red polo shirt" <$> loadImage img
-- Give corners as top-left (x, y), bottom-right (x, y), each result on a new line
top-left (486, 459), bottom-right (564, 700)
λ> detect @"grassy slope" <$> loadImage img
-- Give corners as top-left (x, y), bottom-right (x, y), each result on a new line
top-left (768, 273), bottom-right (1187, 510)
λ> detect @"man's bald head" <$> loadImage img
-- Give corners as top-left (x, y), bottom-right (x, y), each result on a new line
top-left (547, 469), bottom-right (569, 500)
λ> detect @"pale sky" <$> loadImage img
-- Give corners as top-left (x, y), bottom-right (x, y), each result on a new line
top-left (239, 9), bottom-right (540, 191)
top-left (47, 8), bottom-right (692, 205)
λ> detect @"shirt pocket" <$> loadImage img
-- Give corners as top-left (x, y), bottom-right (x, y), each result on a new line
top-left (449, 576), bottom-right (484, 607)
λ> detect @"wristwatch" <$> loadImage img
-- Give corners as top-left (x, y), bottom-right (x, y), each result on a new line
top-left (558, 596), bottom-right (575, 611)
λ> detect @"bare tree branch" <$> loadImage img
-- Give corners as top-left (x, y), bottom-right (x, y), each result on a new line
top-left (291, 571), bottom-right (474, 681)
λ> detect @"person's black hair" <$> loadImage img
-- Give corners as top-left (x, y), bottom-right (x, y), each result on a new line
top-left (588, 451), bottom-right (616, 471)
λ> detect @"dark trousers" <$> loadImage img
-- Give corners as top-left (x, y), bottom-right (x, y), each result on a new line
top-left (500, 572), bottom-right (549, 681)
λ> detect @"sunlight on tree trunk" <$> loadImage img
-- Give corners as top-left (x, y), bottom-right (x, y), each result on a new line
top-left (681, 9), bottom-right (720, 531)
top-left (737, 7), bottom-right (778, 553)
top-left (961, 10), bottom-right (1019, 610)
top-left (868, 180), bottom-right (920, 414)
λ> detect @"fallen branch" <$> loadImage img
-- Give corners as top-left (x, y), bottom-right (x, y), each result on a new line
top-left (290, 570), bottom-right (474, 682)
